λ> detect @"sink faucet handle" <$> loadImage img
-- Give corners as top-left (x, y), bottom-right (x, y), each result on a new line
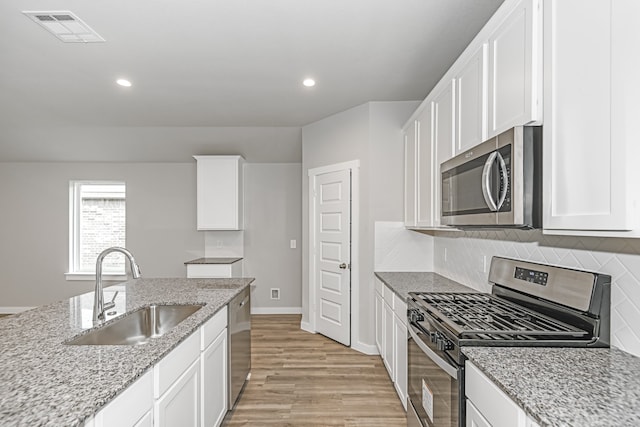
top-left (103, 291), bottom-right (119, 312)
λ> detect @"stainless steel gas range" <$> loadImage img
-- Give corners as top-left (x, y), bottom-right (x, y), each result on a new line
top-left (406, 257), bottom-right (611, 427)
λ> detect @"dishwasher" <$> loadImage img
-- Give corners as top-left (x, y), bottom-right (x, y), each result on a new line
top-left (228, 287), bottom-right (251, 408)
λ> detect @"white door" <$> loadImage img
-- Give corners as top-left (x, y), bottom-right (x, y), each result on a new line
top-left (313, 169), bottom-right (351, 346)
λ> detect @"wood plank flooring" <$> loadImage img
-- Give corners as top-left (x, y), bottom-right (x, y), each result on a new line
top-left (224, 315), bottom-right (406, 427)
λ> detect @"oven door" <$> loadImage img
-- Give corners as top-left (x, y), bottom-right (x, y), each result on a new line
top-left (407, 322), bottom-right (462, 427)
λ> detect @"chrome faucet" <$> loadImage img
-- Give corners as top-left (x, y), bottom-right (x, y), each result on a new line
top-left (93, 247), bottom-right (141, 322)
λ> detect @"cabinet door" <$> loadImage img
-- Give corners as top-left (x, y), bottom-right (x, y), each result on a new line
top-left (488, 0), bottom-right (541, 137)
top-left (375, 291), bottom-right (383, 355)
top-left (456, 43), bottom-right (488, 154)
top-left (133, 412), bottom-right (153, 427)
top-left (543, 0), bottom-right (640, 233)
top-left (155, 360), bottom-right (200, 427)
top-left (194, 156), bottom-right (244, 230)
top-left (382, 300), bottom-right (395, 381)
top-left (404, 122), bottom-right (418, 227)
top-left (201, 329), bottom-right (227, 427)
top-left (433, 80), bottom-right (456, 225)
top-left (466, 400), bottom-right (492, 427)
top-left (393, 314), bottom-right (408, 410)
top-left (416, 103), bottom-right (435, 227)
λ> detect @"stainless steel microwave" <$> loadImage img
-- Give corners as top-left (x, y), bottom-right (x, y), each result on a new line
top-left (440, 126), bottom-right (542, 229)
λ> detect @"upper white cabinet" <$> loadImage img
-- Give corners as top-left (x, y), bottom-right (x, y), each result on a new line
top-left (456, 43), bottom-right (488, 154)
top-left (416, 104), bottom-right (437, 227)
top-left (542, 0), bottom-right (640, 236)
top-left (194, 156), bottom-right (244, 230)
top-left (403, 122), bottom-right (418, 227)
top-left (487, 0), bottom-right (542, 138)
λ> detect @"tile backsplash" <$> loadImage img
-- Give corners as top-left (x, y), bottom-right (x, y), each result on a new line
top-left (433, 229), bottom-right (640, 357)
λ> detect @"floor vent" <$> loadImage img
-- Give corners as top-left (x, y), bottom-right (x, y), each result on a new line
top-left (270, 288), bottom-right (280, 300)
top-left (23, 11), bottom-right (105, 43)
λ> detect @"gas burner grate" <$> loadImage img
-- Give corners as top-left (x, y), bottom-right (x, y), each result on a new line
top-left (416, 292), bottom-right (589, 341)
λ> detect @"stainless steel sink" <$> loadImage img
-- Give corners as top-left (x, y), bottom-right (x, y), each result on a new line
top-left (65, 304), bottom-right (204, 345)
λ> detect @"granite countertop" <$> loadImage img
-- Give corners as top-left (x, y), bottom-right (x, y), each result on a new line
top-left (463, 347), bottom-right (640, 426)
top-left (184, 257), bottom-right (243, 264)
top-left (374, 271), bottom-right (477, 300)
top-left (0, 277), bottom-right (253, 427)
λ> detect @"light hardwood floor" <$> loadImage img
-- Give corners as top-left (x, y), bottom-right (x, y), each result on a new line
top-left (224, 314), bottom-right (406, 427)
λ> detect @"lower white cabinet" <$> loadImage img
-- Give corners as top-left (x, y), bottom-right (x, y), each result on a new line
top-left (88, 307), bottom-right (229, 427)
top-left (201, 327), bottom-right (228, 427)
top-left (93, 370), bottom-right (154, 427)
top-left (375, 277), bottom-right (408, 410)
top-left (155, 360), bottom-right (200, 427)
top-left (465, 361), bottom-right (526, 427)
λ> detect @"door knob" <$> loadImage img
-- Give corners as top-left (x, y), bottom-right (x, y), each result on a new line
top-left (339, 263), bottom-right (347, 269)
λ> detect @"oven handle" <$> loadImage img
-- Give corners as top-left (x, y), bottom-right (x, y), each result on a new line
top-left (408, 323), bottom-right (459, 379)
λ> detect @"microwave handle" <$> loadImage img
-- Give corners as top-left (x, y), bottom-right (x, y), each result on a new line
top-left (481, 151), bottom-right (499, 211)
top-left (496, 152), bottom-right (509, 210)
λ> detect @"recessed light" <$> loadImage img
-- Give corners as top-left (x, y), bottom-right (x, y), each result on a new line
top-left (303, 78), bottom-right (316, 87)
top-left (116, 79), bottom-right (132, 87)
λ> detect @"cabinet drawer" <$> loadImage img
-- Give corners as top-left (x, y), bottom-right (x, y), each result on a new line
top-left (393, 294), bottom-right (407, 326)
top-left (383, 285), bottom-right (395, 309)
top-left (154, 332), bottom-right (200, 398)
top-left (201, 306), bottom-right (228, 351)
top-left (465, 361), bottom-right (526, 427)
top-left (95, 370), bottom-right (153, 427)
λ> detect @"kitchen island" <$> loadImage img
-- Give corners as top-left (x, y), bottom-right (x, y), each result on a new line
top-left (0, 277), bottom-right (253, 427)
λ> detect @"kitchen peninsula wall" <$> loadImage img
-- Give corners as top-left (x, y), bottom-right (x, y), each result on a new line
top-left (433, 230), bottom-right (640, 357)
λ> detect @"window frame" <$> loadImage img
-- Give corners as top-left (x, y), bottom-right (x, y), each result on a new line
top-left (66, 180), bottom-right (127, 281)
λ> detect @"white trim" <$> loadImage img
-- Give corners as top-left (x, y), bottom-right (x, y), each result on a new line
top-left (307, 160), bottom-right (361, 352)
top-left (352, 342), bottom-right (379, 356)
top-left (0, 306), bottom-right (36, 314)
top-left (250, 307), bottom-right (302, 315)
top-left (300, 321), bottom-right (314, 333)
top-left (308, 160), bottom-right (360, 177)
top-left (64, 273), bottom-right (126, 281)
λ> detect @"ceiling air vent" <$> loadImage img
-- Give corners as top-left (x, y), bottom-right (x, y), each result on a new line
top-left (23, 11), bottom-right (105, 43)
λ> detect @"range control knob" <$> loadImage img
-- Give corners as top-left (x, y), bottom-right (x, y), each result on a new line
top-left (430, 332), bottom-right (439, 344)
top-left (408, 309), bottom-right (424, 323)
top-left (436, 336), bottom-right (454, 351)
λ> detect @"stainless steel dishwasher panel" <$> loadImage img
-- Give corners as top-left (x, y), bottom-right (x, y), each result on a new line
top-left (228, 287), bottom-right (251, 408)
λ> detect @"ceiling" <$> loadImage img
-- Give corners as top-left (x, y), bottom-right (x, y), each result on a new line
top-left (0, 0), bottom-right (503, 162)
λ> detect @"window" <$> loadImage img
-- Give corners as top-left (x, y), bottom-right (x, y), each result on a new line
top-left (68, 181), bottom-right (126, 277)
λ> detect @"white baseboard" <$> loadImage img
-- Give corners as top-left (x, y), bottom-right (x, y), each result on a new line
top-left (352, 341), bottom-right (379, 355)
top-left (0, 306), bottom-right (35, 314)
top-left (251, 307), bottom-right (302, 315)
top-left (300, 321), bottom-right (314, 333)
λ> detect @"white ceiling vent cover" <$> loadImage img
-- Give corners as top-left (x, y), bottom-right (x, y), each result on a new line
top-left (23, 11), bottom-right (105, 43)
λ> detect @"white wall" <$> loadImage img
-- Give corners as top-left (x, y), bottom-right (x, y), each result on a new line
top-left (244, 163), bottom-right (302, 313)
top-left (301, 100), bottom-right (420, 351)
top-left (434, 230), bottom-right (640, 357)
top-left (0, 162), bottom-right (203, 308)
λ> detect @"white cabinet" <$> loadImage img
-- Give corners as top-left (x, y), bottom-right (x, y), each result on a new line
top-left (186, 261), bottom-right (243, 278)
top-left (194, 155), bottom-right (244, 231)
top-left (403, 121), bottom-right (418, 227)
top-left (456, 43), bottom-right (488, 154)
top-left (487, 0), bottom-right (542, 138)
top-left (465, 361), bottom-right (527, 427)
top-left (375, 277), bottom-right (408, 410)
top-left (200, 306), bottom-right (228, 427)
top-left (433, 80), bottom-right (456, 168)
top-left (154, 360), bottom-right (200, 427)
top-left (542, 0), bottom-right (640, 236)
top-left (93, 370), bottom-right (154, 427)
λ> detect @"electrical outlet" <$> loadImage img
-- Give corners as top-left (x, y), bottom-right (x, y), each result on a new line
top-left (290, 239), bottom-right (297, 249)
top-left (270, 288), bottom-right (280, 300)
top-left (481, 255), bottom-right (487, 273)
top-left (444, 248), bottom-right (448, 262)
top-left (216, 240), bottom-right (223, 248)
